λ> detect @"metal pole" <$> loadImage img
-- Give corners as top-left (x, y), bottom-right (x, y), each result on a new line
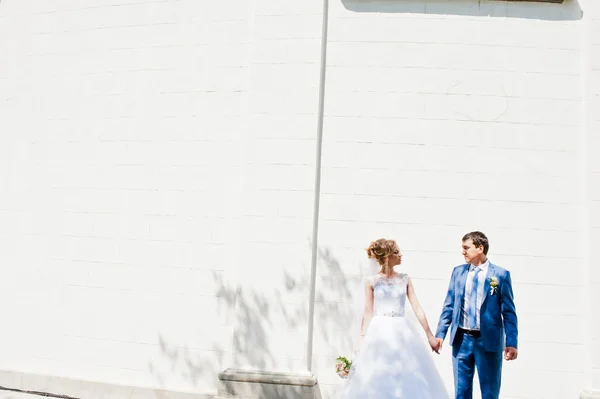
top-left (306, 0), bottom-right (329, 372)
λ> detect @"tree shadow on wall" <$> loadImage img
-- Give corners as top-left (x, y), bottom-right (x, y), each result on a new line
top-left (341, 0), bottom-right (583, 21)
top-left (148, 334), bottom-right (229, 390)
top-left (147, 271), bottom-right (238, 391)
top-left (149, 268), bottom-right (313, 391)
top-left (314, 247), bottom-right (361, 369)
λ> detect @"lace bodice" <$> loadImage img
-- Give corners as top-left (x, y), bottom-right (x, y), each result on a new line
top-left (366, 273), bottom-right (408, 317)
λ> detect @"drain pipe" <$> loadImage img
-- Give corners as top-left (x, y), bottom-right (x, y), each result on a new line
top-left (306, 0), bottom-right (329, 373)
top-left (579, 5), bottom-right (592, 393)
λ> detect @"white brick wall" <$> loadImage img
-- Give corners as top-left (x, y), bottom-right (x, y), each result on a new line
top-left (0, 0), bottom-right (251, 395)
top-left (581, 0), bottom-right (600, 390)
top-left (0, 0), bottom-right (597, 398)
top-left (232, 0), bottom-right (322, 372)
top-left (314, 1), bottom-right (586, 398)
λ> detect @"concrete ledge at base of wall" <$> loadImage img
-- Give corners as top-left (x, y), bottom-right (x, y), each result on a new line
top-left (215, 369), bottom-right (321, 399)
top-left (0, 370), bottom-right (214, 399)
top-left (581, 390), bottom-right (600, 399)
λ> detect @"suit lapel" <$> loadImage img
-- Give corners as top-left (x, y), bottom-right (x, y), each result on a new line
top-left (456, 264), bottom-right (470, 299)
top-left (481, 262), bottom-right (495, 305)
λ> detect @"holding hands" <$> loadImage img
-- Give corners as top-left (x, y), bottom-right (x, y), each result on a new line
top-left (428, 335), bottom-right (443, 354)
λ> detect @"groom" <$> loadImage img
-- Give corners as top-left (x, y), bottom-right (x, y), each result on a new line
top-left (434, 231), bottom-right (518, 399)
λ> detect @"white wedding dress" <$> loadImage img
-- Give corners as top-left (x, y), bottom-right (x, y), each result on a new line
top-left (339, 273), bottom-right (449, 399)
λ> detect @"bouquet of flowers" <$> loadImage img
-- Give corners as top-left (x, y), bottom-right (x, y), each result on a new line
top-left (335, 356), bottom-right (352, 379)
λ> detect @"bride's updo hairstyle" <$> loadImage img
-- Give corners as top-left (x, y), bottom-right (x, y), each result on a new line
top-left (366, 238), bottom-right (397, 274)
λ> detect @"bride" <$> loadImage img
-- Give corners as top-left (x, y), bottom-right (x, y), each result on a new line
top-left (339, 238), bottom-right (449, 399)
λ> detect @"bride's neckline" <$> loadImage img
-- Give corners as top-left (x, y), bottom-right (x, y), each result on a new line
top-left (375, 272), bottom-right (402, 279)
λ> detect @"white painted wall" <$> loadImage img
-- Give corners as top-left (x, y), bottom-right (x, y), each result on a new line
top-left (0, 0), bottom-right (597, 398)
top-left (314, 1), bottom-right (587, 399)
top-left (0, 0), bottom-right (254, 394)
top-left (581, 0), bottom-right (600, 392)
top-left (233, 0), bottom-right (322, 374)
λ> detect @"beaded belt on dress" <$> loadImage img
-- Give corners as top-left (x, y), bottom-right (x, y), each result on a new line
top-left (380, 311), bottom-right (403, 317)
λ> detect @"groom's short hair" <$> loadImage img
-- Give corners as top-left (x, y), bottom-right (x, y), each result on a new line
top-left (462, 231), bottom-right (489, 255)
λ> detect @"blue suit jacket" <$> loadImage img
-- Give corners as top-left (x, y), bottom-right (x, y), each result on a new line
top-left (435, 262), bottom-right (518, 352)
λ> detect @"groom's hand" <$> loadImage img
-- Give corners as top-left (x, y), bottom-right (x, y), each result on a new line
top-left (504, 346), bottom-right (518, 361)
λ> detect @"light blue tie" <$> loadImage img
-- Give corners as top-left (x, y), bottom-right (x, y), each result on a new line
top-left (468, 267), bottom-right (482, 329)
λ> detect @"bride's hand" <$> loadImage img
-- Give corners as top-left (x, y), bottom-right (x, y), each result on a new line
top-left (353, 336), bottom-right (365, 356)
top-left (428, 336), bottom-right (441, 353)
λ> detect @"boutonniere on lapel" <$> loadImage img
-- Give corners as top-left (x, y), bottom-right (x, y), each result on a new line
top-left (488, 277), bottom-right (499, 295)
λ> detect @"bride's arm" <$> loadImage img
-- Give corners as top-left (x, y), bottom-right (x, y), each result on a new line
top-left (359, 279), bottom-right (374, 338)
top-left (406, 277), bottom-right (439, 351)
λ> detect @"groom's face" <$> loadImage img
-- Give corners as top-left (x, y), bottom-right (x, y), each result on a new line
top-left (462, 239), bottom-right (483, 264)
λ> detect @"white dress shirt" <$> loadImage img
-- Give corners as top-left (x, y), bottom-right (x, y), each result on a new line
top-left (460, 260), bottom-right (489, 330)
